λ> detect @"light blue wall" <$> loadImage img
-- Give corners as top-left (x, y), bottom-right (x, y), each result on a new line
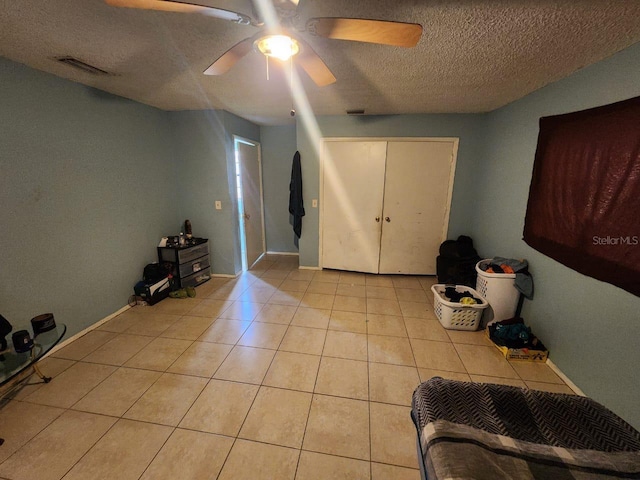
top-left (260, 125), bottom-right (298, 253)
top-left (472, 43), bottom-right (640, 428)
top-left (296, 114), bottom-right (487, 267)
top-left (0, 57), bottom-right (179, 337)
top-left (169, 110), bottom-right (260, 276)
top-left (169, 110), bottom-right (231, 273)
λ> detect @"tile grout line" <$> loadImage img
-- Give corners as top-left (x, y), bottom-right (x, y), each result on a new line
top-left (51, 407), bottom-right (127, 480)
top-left (293, 283), bottom-right (331, 479)
top-left (207, 261), bottom-right (300, 479)
top-left (269, 261), bottom-right (312, 477)
top-left (141, 273), bottom-right (265, 479)
top-left (366, 287), bottom-right (374, 480)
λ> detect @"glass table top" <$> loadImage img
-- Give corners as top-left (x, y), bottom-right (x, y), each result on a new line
top-left (0, 324), bottom-right (67, 386)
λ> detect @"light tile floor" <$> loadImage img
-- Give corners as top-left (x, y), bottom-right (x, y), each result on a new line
top-left (0, 254), bottom-right (574, 480)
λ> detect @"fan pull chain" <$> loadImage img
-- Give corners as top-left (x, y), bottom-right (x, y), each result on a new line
top-left (265, 55), bottom-right (270, 81)
top-left (290, 56), bottom-right (296, 117)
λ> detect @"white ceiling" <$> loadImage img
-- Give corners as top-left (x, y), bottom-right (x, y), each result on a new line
top-left (1, 0), bottom-right (639, 125)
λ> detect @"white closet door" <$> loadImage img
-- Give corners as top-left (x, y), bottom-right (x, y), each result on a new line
top-left (322, 141), bottom-right (387, 273)
top-left (378, 141), bottom-right (455, 274)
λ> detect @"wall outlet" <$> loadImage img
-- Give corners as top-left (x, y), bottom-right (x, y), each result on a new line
top-left (312, 199), bottom-right (318, 208)
top-left (215, 201), bottom-right (222, 210)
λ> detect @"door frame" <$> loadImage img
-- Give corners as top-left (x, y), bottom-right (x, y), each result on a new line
top-left (233, 135), bottom-right (267, 270)
top-left (319, 137), bottom-right (459, 271)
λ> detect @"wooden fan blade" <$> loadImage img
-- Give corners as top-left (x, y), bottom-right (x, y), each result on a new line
top-left (104, 0), bottom-right (254, 25)
top-left (306, 18), bottom-right (422, 47)
top-left (204, 37), bottom-right (255, 75)
top-left (297, 40), bottom-right (336, 87)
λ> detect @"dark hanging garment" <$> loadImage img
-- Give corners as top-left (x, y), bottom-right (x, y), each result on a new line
top-left (289, 151), bottom-right (305, 238)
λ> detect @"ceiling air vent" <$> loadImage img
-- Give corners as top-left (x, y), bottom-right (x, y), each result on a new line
top-left (55, 56), bottom-right (111, 76)
top-left (346, 109), bottom-right (365, 116)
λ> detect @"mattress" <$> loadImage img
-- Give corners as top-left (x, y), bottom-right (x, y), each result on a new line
top-left (411, 377), bottom-right (640, 479)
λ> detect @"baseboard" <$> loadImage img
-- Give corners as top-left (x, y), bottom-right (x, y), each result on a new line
top-left (299, 265), bottom-right (322, 270)
top-left (266, 251), bottom-right (299, 256)
top-left (45, 304), bottom-right (132, 358)
top-left (210, 273), bottom-right (238, 278)
top-left (546, 358), bottom-right (586, 396)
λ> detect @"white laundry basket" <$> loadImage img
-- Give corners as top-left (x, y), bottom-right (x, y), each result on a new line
top-left (475, 259), bottom-right (521, 325)
top-left (431, 284), bottom-right (488, 331)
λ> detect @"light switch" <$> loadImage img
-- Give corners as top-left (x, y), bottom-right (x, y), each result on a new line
top-left (312, 199), bottom-right (318, 208)
top-left (215, 201), bottom-right (222, 210)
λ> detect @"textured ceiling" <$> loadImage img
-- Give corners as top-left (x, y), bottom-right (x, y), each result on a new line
top-left (1, 0), bottom-right (640, 125)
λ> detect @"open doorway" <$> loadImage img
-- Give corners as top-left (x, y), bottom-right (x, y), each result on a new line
top-left (234, 136), bottom-right (266, 271)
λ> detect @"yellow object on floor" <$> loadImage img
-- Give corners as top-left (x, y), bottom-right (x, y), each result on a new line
top-left (169, 289), bottom-right (188, 298)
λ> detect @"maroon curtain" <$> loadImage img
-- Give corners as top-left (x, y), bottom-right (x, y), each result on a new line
top-left (523, 96), bottom-right (640, 297)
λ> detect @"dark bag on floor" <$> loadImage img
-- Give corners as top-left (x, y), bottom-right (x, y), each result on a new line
top-left (436, 235), bottom-right (480, 287)
top-left (136, 263), bottom-right (172, 305)
top-left (143, 262), bottom-right (171, 283)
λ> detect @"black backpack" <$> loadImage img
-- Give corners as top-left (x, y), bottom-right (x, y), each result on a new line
top-left (436, 236), bottom-right (480, 287)
top-left (143, 262), bottom-right (171, 284)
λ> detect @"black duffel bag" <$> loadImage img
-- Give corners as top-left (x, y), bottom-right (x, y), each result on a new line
top-left (143, 262), bottom-right (172, 283)
top-left (436, 235), bottom-right (480, 287)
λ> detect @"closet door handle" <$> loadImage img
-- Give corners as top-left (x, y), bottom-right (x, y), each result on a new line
top-left (385, 217), bottom-right (391, 222)
top-left (375, 216), bottom-right (380, 222)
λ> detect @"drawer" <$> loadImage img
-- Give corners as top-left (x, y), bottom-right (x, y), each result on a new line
top-left (177, 243), bottom-right (209, 264)
top-left (181, 268), bottom-right (211, 288)
top-left (178, 255), bottom-right (210, 278)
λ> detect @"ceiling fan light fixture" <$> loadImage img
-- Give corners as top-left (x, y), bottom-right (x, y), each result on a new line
top-left (255, 35), bottom-right (300, 61)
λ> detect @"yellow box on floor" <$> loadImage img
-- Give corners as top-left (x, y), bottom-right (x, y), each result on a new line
top-left (485, 329), bottom-right (549, 362)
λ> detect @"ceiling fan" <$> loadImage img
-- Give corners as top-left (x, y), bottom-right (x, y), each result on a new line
top-left (104, 0), bottom-right (423, 86)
